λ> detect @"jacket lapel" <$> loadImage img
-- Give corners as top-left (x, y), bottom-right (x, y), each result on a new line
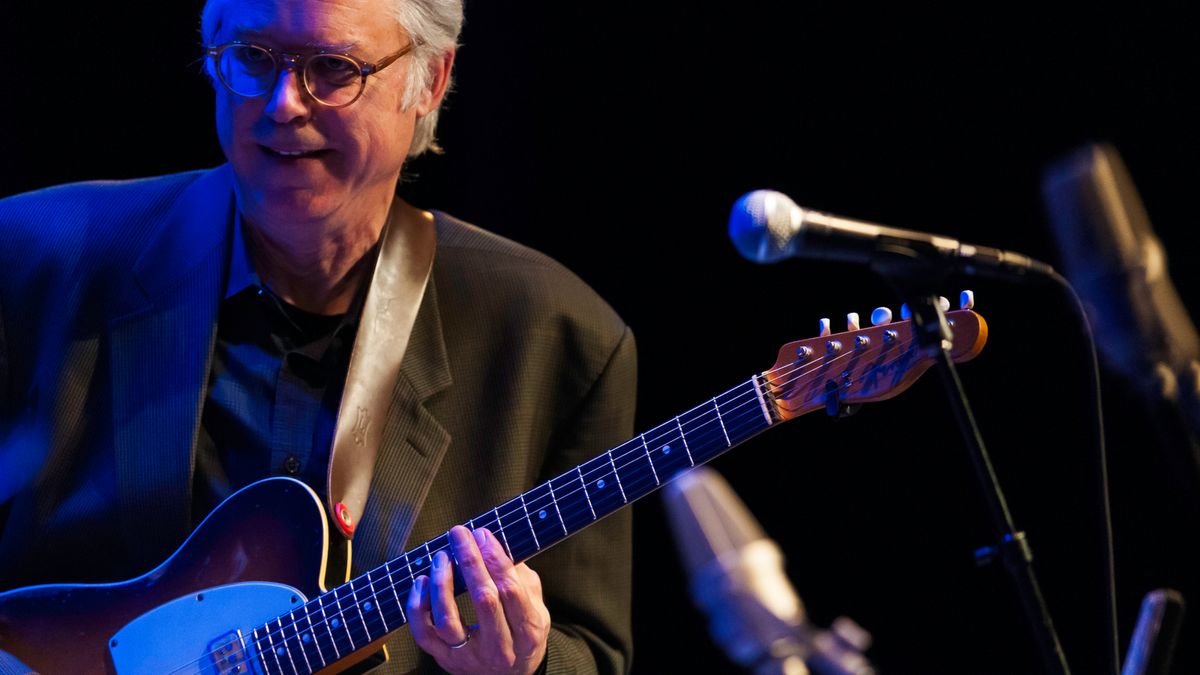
top-left (108, 166), bottom-right (234, 565)
top-left (351, 275), bottom-right (454, 571)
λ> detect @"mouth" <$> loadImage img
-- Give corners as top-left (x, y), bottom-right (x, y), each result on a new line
top-left (259, 145), bottom-right (332, 159)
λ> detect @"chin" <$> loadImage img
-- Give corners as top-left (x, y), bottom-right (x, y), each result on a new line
top-left (249, 186), bottom-right (346, 223)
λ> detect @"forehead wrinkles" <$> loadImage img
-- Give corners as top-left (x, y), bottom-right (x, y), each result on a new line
top-left (207, 0), bottom-right (378, 48)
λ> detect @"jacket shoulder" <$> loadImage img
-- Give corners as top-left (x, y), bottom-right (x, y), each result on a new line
top-left (0, 170), bottom-right (211, 271)
top-left (432, 211), bottom-right (626, 335)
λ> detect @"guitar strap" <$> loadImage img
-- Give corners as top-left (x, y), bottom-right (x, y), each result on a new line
top-left (326, 198), bottom-right (436, 541)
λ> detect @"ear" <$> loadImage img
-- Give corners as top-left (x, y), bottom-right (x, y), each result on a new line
top-left (204, 58), bottom-right (219, 89)
top-left (414, 47), bottom-right (457, 117)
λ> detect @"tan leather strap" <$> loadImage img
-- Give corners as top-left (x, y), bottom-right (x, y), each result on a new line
top-left (327, 199), bottom-right (436, 539)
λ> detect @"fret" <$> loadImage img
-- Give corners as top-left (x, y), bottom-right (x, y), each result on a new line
top-left (611, 438), bottom-right (658, 503)
top-left (713, 397), bottom-right (732, 447)
top-left (302, 605), bottom-right (328, 670)
top-left (639, 433), bottom-right (660, 485)
top-left (606, 449), bottom-right (628, 503)
top-left (277, 613), bottom-right (307, 675)
top-left (526, 482), bottom-right (570, 550)
top-left (678, 404), bottom-right (732, 467)
top-left (382, 560), bottom-right (407, 625)
top-left (642, 420), bottom-right (691, 483)
top-left (284, 612), bottom-right (313, 674)
top-left (362, 569), bottom-right (389, 635)
top-left (544, 480), bottom-right (569, 535)
top-left (256, 626), bottom-right (284, 675)
top-left (575, 466), bottom-right (597, 520)
top-left (673, 417), bottom-right (695, 466)
top-left (329, 587), bottom-right (359, 651)
top-left (315, 592), bottom-right (342, 660)
top-left (414, 541), bottom-right (434, 575)
top-left (718, 380), bottom-right (774, 450)
top-left (580, 453), bottom-right (624, 520)
top-left (343, 578), bottom-right (373, 646)
top-left (497, 499), bottom-right (535, 560)
top-left (492, 506), bottom-right (514, 558)
top-left (517, 492), bottom-right (541, 550)
top-left (550, 470), bottom-right (594, 532)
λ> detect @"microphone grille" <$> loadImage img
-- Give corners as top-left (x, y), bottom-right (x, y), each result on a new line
top-left (729, 189), bottom-right (803, 263)
top-left (663, 467), bottom-right (767, 574)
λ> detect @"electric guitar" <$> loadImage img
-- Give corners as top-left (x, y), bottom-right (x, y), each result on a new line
top-left (0, 296), bottom-right (988, 674)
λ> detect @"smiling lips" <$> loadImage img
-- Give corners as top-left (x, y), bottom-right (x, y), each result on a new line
top-left (260, 144), bottom-right (330, 158)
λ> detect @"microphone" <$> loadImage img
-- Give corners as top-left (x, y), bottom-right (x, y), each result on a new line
top-left (1120, 589), bottom-right (1185, 675)
top-left (1042, 142), bottom-right (1200, 423)
top-left (728, 189), bottom-right (1054, 279)
top-left (663, 467), bottom-right (875, 675)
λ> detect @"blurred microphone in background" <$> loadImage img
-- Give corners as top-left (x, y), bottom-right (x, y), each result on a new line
top-left (1042, 142), bottom-right (1200, 482)
top-left (663, 467), bottom-right (875, 675)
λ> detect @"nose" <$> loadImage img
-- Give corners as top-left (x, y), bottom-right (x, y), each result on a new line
top-left (263, 67), bottom-right (312, 124)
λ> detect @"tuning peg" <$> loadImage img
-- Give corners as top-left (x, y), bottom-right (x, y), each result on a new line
top-left (818, 318), bottom-right (831, 337)
top-left (846, 312), bottom-right (860, 331)
top-left (938, 296), bottom-right (951, 312)
top-left (900, 304), bottom-right (911, 320)
top-left (959, 290), bottom-right (975, 310)
top-left (870, 307), bottom-right (893, 326)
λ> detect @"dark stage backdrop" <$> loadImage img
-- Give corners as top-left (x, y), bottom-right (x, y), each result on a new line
top-left (3, 2), bottom-right (1199, 673)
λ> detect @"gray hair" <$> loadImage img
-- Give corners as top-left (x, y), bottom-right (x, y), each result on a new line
top-left (200, 0), bottom-right (463, 158)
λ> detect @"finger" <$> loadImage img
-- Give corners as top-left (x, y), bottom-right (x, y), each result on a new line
top-left (450, 526), bottom-right (511, 650)
top-left (478, 528), bottom-right (546, 654)
top-left (514, 563), bottom-right (551, 638)
top-left (406, 575), bottom-right (450, 661)
top-left (429, 549), bottom-right (468, 645)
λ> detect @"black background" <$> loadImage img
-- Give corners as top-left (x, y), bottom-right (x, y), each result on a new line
top-left (4, 2), bottom-right (1200, 673)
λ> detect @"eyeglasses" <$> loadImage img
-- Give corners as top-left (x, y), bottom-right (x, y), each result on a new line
top-left (205, 41), bottom-right (418, 108)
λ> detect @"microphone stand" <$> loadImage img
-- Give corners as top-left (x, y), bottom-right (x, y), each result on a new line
top-left (870, 243), bottom-right (1072, 675)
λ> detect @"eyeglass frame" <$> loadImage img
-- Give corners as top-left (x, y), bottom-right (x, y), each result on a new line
top-left (204, 40), bottom-right (419, 108)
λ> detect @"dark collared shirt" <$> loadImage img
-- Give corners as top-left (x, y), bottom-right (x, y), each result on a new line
top-left (192, 215), bottom-right (366, 520)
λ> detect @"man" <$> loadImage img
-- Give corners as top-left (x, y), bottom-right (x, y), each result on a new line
top-left (0, 0), bottom-right (636, 673)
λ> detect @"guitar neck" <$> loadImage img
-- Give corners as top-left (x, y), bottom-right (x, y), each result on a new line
top-left (246, 306), bottom-right (987, 671)
top-left (247, 375), bottom-right (777, 670)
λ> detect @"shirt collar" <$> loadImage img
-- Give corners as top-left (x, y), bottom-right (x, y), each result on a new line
top-left (224, 210), bottom-right (261, 300)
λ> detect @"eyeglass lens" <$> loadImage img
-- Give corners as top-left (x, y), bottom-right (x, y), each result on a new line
top-left (218, 44), bottom-right (363, 106)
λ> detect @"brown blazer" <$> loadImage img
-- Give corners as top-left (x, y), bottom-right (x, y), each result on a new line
top-left (0, 166), bottom-right (637, 673)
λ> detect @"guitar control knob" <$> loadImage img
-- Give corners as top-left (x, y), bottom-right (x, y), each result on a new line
top-left (900, 304), bottom-right (911, 320)
top-left (819, 318), bottom-right (831, 337)
top-left (960, 290), bottom-right (975, 310)
top-left (871, 307), bottom-right (893, 326)
top-left (847, 312), bottom-right (860, 331)
top-left (938, 296), bottom-right (951, 312)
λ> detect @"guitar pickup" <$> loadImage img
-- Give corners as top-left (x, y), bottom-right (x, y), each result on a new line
top-left (208, 630), bottom-right (250, 674)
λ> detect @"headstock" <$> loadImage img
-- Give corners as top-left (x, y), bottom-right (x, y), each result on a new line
top-left (762, 291), bottom-right (988, 421)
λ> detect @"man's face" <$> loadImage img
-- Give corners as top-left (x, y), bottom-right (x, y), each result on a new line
top-left (209, 0), bottom-right (432, 227)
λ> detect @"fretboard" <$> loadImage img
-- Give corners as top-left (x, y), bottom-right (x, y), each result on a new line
top-left (249, 375), bottom-right (776, 673)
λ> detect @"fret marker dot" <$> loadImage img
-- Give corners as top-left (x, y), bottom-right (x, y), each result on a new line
top-left (302, 633), bottom-right (311, 644)
top-left (364, 601), bottom-right (373, 612)
top-left (597, 479), bottom-right (606, 488)
top-left (663, 445), bottom-right (671, 454)
top-left (331, 618), bottom-right (341, 629)
top-left (415, 557), bottom-right (423, 565)
top-left (276, 647), bottom-right (286, 657)
top-left (538, 509), bottom-right (547, 519)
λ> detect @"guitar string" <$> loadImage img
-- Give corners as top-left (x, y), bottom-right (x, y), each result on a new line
top-left (170, 322), bottom-right (948, 675)
top-left (168, 321), bottom-right (943, 675)
top-left (160, 343), bottom-right (837, 675)
top-left (167, 320), bottom-right (961, 674)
